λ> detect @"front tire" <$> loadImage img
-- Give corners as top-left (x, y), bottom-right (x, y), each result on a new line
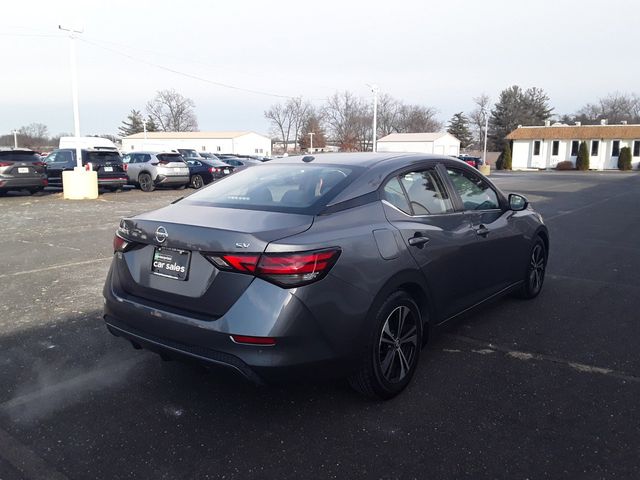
top-left (515, 236), bottom-right (547, 299)
top-left (138, 173), bottom-right (154, 192)
top-left (349, 291), bottom-right (422, 399)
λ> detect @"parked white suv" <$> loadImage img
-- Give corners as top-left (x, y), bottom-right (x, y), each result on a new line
top-left (122, 152), bottom-right (190, 192)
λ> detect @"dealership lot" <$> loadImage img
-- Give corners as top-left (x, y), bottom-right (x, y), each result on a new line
top-left (0, 172), bottom-right (639, 479)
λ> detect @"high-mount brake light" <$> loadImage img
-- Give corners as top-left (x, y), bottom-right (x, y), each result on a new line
top-left (204, 248), bottom-right (341, 288)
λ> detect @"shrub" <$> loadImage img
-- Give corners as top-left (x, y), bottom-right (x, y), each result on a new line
top-left (502, 142), bottom-right (512, 170)
top-left (555, 160), bottom-right (574, 170)
top-left (576, 141), bottom-right (590, 170)
top-left (618, 146), bottom-right (632, 170)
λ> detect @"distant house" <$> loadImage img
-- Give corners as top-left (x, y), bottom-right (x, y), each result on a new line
top-left (506, 122), bottom-right (640, 170)
top-left (376, 132), bottom-right (460, 156)
top-left (122, 131), bottom-right (271, 156)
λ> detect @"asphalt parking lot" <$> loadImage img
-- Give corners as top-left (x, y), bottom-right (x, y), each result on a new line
top-left (0, 172), bottom-right (639, 480)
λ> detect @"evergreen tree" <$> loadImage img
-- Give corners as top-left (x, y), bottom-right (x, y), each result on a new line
top-left (118, 109), bottom-right (145, 137)
top-left (502, 141), bottom-right (512, 170)
top-left (576, 141), bottom-right (590, 170)
top-left (489, 85), bottom-right (554, 150)
top-left (618, 146), bottom-right (632, 170)
top-left (447, 112), bottom-right (473, 148)
top-left (145, 116), bottom-right (158, 132)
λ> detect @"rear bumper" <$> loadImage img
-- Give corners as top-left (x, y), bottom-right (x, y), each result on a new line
top-left (98, 176), bottom-right (128, 187)
top-left (155, 175), bottom-right (189, 186)
top-left (102, 261), bottom-right (369, 383)
top-left (0, 175), bottom-right (47, 189)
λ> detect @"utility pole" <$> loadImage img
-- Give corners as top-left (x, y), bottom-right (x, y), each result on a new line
top-left (58, 24), bottom-right (84, 169)
top-left (482, 109), bottom-right (489, 165)
top-left (12, 130), bottom-right (18, 148)
top-left (308, 132), bottom-right (314, 153)
top-left (143, 120), bottom-right (148, 140)
top-left (367, 84), bottom-right (379, 152)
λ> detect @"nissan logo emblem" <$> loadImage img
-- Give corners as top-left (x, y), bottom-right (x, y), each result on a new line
top-left (155, 226), bottom-right (168, 243)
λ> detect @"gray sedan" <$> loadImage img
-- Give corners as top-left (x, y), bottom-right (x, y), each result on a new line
top-left (104, 153), bottom-right (548, 398)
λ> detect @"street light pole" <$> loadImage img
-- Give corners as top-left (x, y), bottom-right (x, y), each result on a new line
top-left (308, 132), bottom-right (314, 153)
top-left (59, 24), bottom-right (84, 169)
top-left (367, 84), bottom-right (379, 152)
top-left (482, 109), bottom-right (489, 165)
top-left (12, 130), bottom-right (18, 148)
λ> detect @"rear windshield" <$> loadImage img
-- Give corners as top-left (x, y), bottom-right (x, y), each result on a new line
top-left (157, 154), bottom-right (185, 163)
top-left (184, 164), bottom-right (359, 214)
top-left (0, 151), bottom-right (40, 162)
top-left (86, 151), bottom-right (122, 164)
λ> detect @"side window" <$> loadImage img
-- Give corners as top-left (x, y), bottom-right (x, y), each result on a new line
top-left (446, 168), bottom-right (500, 211)
top-left (382, 177), bottom-right (410, 213)
top-left (142, 154), bottom-right (152, 162)
top-left (398, 170), bottom-right (453, 215)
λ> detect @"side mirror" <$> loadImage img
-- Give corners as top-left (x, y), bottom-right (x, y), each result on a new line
top-left (509, 193), bottom-right (528, 211)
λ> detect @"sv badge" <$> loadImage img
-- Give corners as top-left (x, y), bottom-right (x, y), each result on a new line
top-left (235, 242), bottom-right (251, 248)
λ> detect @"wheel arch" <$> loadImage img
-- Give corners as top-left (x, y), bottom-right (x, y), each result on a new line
top-left (366, 269), bottom-right (436, 345)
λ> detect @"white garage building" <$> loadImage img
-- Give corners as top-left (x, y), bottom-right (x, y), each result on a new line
top-left (122, 131), bottom-right (272, 156)
top-left (376, 132), bottom-right (460, 156)
top-left (507, 122), bottom-right (640, 170)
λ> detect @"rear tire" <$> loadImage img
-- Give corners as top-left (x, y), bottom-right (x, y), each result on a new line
top-left (348, 291), bottom-right (422, 399)
top-left (28, 187), bottom-right (44, 195)
top-left (190, 175), bottom-right (204, 189)
top-left (138, 173), bottom-right (154, 192)
top-left (515, 236), bottom-right (547, 299)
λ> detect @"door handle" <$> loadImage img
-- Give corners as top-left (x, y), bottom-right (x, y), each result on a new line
top-left (408, 233), bottom-right (430, 248)
top-left (475, 224), bottom-right (490, 237)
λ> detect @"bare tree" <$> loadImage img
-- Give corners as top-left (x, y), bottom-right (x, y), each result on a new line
top-left (289, 97), bottom-right (312, 152)
top-left (146, 89), bottom-right (198, 132)
top-left (468, 94), bottom-right (491, 148)
top-left (397, 105), bottom-right (441, 133)
top-left (576, 92), bottom-right (640, 124)
top-left (265, 101), bottom-right (294, 153)
top-left (18, 123), bottom-right (49, 140)
top-left (376, 93), bottom-right (402, 137)
top-left (323, 91), bottom-right (366, 151)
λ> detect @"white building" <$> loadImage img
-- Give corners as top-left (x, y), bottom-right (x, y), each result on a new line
top-left (507, 122), bottom-right (640, 170)
top-left (376, 132), bottom-right (460, 156)
top-left (122, 131), bottom-right (272, 156)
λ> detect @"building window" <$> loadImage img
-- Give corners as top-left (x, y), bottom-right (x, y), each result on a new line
top-left (552, 141), bottom-right (559, 156)
top-left (202, 146), bottom-right (206, 151)
top-left (255, 148), bottom-right (259, 153)
top-left (591, 140), bottom-right (599, 156)
top-left (571, 140), bottom-right (579, 156)
top-left (216, 146), bottom-right (221, 151)
top-left (612, 140), bottom-right (620, 157)
top-left (634, 140), bottom-right (640, 157)
top-left (533, 140), bottom-right (541, 156)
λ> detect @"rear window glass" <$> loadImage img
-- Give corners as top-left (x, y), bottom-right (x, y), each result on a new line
top-left (185, 164), bottom-right (357, 213)
top-left (0, 151), bottom-right (40, 162)
top-left (86, 151), bottom-right (122, 164)
top-left (157, 154), bottom-right (185, 163)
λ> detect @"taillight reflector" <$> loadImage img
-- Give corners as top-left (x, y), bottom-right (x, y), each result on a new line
top-left (230, 335), bottom-right (276, 346)
top-left (113, 232), bottom-right (132, 253)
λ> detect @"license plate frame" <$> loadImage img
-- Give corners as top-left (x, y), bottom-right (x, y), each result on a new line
top-left (151, 247), bottom-right (191, 281)
top-left (104, 166), bottom-right (113, 172)
top-left (18, 167), bottom-right (29, 173)
top-left (223, 169), bottom-right (230, 174)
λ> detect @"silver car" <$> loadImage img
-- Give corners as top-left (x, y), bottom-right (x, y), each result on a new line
top-left (122, 151), bottom-right (190, 192)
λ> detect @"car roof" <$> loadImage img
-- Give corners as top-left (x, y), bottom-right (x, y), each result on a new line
top-left (268, 152), bottom-right (439, 168)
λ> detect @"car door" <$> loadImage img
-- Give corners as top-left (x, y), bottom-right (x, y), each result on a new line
top-left (441, 165), bottom-right (524, 299)
top-left (381, 166), bottom-right (480, 321)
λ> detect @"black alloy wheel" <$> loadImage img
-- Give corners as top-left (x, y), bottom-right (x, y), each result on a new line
top-left (191, 175), bottom-right (204, 189)
top-left (138, 173), bottom-right (154, 192)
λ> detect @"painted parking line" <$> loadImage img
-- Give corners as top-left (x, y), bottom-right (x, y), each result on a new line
top-left (0, 257), bottom-right (112, 279)
top-left (445, 334), bottom-right (640, 384)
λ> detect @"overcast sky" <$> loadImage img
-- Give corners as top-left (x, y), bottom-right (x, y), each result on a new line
top-left (1, 0), bottom-right (639, 137)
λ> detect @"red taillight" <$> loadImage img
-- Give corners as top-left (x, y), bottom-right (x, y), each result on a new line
top-left (0, 162), bottom-right (11, 167)
top-left (123, 164), bottom-right (128, 171)
top-left (209, 167), bottom-right (220, 173)
top-left (205, 248), bottom-right (341, 287)
top-left (230, 335), bottom-right (276, 346)
top-left (85, 162), bottom-right (93, 171)
top-left (113, 233), bottom-right (131, 253)
top-left (33, 161), bottom-right (46, 167)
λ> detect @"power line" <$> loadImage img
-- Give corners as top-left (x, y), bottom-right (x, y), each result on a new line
top-left (79, 37), bottom-right (296, 100)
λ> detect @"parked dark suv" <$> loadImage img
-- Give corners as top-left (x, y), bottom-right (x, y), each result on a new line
top-left (0, 149), bottom-right (48, 195)
top-left (44, 149), bottom-right (128, 191)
